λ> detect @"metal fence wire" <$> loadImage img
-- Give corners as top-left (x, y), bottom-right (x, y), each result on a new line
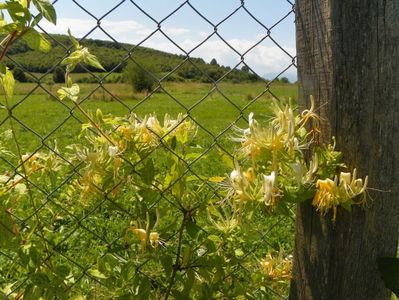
top-left (0, 0), bottom-right (296, 299)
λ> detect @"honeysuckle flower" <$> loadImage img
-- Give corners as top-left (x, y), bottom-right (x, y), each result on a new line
top-left (131, 227), bottom-right (164, 249)
top-left (243, 168), bottom-right (255, 182)
top-left (117, 125), bottom-right (134, 139)
top-left (230, 169), bottom-right (241, 183)
top-left (299, 95), bottom-right (321, 134)
top-left (21, 153), bottom-right (42, 173)
top-left (313, 169), bottom-right (368, 221)
top-left (144, 115), bottom-right (163, 136)
top-left (108, 146), bottom-right (119, 157)
top-left (313, 178), bottom-right (335, 211)
top-left (229, 165), bottom-right (249, 200)
top-left (149, 232), bottom-right (165, 248)
top-left (338, 169), bottom-right (368, 201)
top-left (248, 112), bottom-right (255, 129)
top-left (339, 172), bottom-right (351, 185)
top-left (263, 171), bottom-right (276, 206)
top-left (291, 154), bottom-right (318, 184)
top-left (260, 253), bottom-right (292, 281)
top-left (146, 116), bottom-right (157, 128)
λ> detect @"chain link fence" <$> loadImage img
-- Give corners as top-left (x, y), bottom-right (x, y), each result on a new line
top-left (1, 1), bottom-right (296, 298)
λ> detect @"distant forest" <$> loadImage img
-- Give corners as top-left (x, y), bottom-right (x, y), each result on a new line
top-left (6, 34), bottom-right (264, 83)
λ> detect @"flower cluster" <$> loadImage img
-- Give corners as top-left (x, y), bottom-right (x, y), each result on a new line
top-left (313, 169), bottom-right (368, 221)
top-left (131, 228), bottom-right (164, 249)
top-left (260, 253), bottom-right (292, 282)
top-left (225, 98), bottom-right (368, 221)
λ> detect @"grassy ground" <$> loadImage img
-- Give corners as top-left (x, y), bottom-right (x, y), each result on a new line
top-left (1, 81), bottom-right (296, 148)
top-left (1, 81), bottom-right (297, 176)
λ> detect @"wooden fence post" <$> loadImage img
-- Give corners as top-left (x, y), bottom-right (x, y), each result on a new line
top-left (290, 1), bottom-right (399, 299)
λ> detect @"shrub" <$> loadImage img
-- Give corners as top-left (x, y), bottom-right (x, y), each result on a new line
top-left (12, 68), bottom-right (27, 82)
top-left (53, 66), bottom-right (65, 83)
top-left (123, 62), bottom-right (157, 92)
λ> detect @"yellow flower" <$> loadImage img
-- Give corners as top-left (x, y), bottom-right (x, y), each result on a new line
top-left (313, 178), bottom-right (336, 218)
top-left (117, 125), bottom-right (134, 139)
top-left (131, 228), bottom-right (164, 249)
top-left (243, 168), bottom-right (255, 182)
top-left (312, 170), bottom-right (368, 222)
top-left (22, 153), bottom-right (42, 173)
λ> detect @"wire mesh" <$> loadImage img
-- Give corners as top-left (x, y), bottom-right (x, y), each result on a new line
top-left (0, 0), bottom-right (296, 298)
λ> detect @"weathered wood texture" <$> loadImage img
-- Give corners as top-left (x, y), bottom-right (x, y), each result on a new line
top-left (290, 1), bottom-right (399, 299)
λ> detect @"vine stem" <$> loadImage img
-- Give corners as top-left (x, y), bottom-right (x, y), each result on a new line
top-left (73, 101), bottom-right (115, 146)
top-left (164, 212), bottom-right (187, 300)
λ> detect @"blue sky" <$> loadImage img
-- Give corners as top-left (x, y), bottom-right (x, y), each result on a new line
top-left (41, 0), bottom-right (297, 80)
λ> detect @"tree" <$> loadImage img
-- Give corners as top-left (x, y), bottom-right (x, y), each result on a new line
top-left (123, 62), bottom-right (157, 93)
top-left (290, 1), bottom-right (399, 299)
top-left (210, 58), bottom-right (218, 66)
top-left (279, 77), bottom-right (289, 84)
top-left (53, 67), bottom-right (65, 83)
top-left (13, 68), bottom-right (27, 82)
top-left (241, 65), bottom-right (250, 72)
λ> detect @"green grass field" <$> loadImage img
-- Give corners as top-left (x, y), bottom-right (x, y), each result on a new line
top-left (1, 81), bottom-right (296, 149)
top-left (1, 81), bottom-right (297, 175)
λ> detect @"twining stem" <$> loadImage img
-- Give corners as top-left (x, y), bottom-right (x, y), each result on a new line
top-left (73, 101), bottom-right (115, 146)
top-left (164, 212), bottom-right (188, 300)
top-left (0, 32), bottom-right (18, 61)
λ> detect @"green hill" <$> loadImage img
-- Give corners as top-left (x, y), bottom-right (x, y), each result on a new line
top-left (5, 34), bottom-right (261, 83)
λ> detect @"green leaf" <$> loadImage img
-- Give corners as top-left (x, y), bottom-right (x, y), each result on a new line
top-left (31, 0), bottom-right (56, 24)
top-left (0, 62), bottom-right (6, 74)
top-left (182, 270), bottom-right (195, 297)
top-left (141, 159), bottom-right (155, 185)
top-left (23, 284), bottom-right (42, 300)
top-left (61, 50), bottom-right (83, 72)
top-left (22, 28), bottom-right (51, 52)
top-left (281, 184), bottom-right (315, 204)
top-left (0, 68), bottom-right (15, 100)
top-left (377, 257), bottom-right (399, 297)
top-left (186, 220), bottom-right (201, 238)
top-left (235, 248), bottom-right (244, 257)
top-left (88, 268), bottom-right (109, 279)
top-left (4, 1), bottom-right (29, 22)
top-left (160, 255), bottom-right (173, 277)
top-left (31, 272), bottom-right (50, 285)
top-left (0, 205), bottom-right (19, 248)
top-left (84, 51), bottom-right (105, 71)
top-left (31, 13), bottom-right (43, 27)
top-left (55, 265), bottom-right (70, 278)
top-left (68, 28), bottom-right (79, 49)
top-left (170, 136), bottom-right (177, 150)
top-left (57, 84), bottom-right (80, 102)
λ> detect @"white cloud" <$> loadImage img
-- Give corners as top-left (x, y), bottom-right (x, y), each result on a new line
top-left (164, 27), bottom-right (190, 36)
top-left (39, 18), bottom-right (296, 79)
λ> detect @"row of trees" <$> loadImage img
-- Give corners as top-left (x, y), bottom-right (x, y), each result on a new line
top-left (11, 63), bottom-right (292, 92)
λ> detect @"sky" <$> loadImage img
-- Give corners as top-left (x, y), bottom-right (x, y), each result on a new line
top-left (39, 0), bottom-right (297, 81)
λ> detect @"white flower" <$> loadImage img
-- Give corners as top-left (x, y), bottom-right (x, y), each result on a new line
top-left (0, 174), bottom-right (9, 184)
top-left (230, 169), bottom-right (241, 183)
top-left (339, 172), bottom-right (351, 185)
top-left (262, 171), bottom-right (276, 205)
top-left (248, 112), bottom-right (254, 128)
top-left (108, 146), bottom-right (119, 157)
top-left (146, 116), bottom-right (157, 128)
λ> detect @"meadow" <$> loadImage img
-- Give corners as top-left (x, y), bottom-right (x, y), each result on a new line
top-left (1, 80), bottom-right (297, 162)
